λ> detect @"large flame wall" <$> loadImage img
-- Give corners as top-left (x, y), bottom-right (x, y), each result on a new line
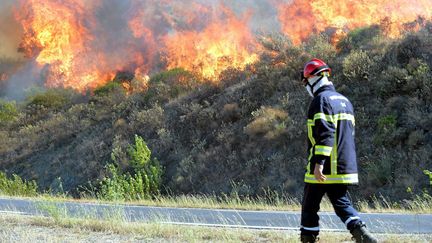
top-left (3, 0), bottom-right (432, 91)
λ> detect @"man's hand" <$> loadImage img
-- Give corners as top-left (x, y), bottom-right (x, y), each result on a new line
top-left (314, 164), bottom-right (327, 182)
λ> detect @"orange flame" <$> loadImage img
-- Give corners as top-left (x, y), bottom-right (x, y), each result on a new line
top-left (15, 0), bottom-right (260, 91)
top-left (15, 0), bottom-right (160, 92)
top-left (11, 0), bottom-right (432, 92)
top-left (15, 0), bottom-right (114, 90)
top-left (162, 6), bottom-right (259, 80)
top-left (277, 0), bottom-right (432, 45)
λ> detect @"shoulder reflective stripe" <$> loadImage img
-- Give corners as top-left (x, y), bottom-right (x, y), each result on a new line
top-left (344, 216), bottom-right (360, 226)
top-left (301, 226), bottom-right (320, 231)
top-left (304, 174), bottom-right (358, 184)
top-left (308, 113), bottom-right (355, 125)
top-left (315, 145), bottom-right (332, 156)
top-left (337, 113), bottom-right (355, 126)
top-left (313, 113), bottom-right (336, 123)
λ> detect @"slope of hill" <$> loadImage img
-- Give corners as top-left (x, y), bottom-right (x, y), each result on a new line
top-left (0, 25), bottom-right (431, 203)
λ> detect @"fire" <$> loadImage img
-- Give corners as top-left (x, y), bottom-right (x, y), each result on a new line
top-left (15, 0), bottom-right (159, 92)
top-left (277, 0), bottom-right (432, 45)
top-left (14, 0), bottom-right (259, 91)
top-left (16, 0), bottom-right (112, 90)
top-left (9, 0), bottom-right (432, 92)
top-left (162, 6), bottom-right (259, 80)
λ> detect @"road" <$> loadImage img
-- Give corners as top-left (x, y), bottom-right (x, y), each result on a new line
top-left (0, 197), bottom-right (431, 234)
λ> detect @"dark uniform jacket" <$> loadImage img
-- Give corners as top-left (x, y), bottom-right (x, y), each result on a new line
top-left (304, 85), bottom-right (358, 184)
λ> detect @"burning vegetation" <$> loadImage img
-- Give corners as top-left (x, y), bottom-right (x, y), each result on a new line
top-left (1, 0), bottom-right (431, 92)
top-left (278, 0), bottom-right (432, 44)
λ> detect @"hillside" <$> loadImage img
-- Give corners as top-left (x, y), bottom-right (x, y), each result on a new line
top-left (1, 25), bottom-right (431, 202)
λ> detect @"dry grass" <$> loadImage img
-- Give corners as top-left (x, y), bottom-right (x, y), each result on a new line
top-left (9, 191), bottom-right (426, 214)
top-left (0, 213), bottom-right (430, 243)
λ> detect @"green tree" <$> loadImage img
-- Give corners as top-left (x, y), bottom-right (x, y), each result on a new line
top-left (98, 135), bottom-right (163, 201)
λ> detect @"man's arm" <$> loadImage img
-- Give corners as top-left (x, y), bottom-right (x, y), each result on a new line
top-left (310, 100), bottom-right (336, 181)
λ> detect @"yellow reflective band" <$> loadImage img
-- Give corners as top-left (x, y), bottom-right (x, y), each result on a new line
top-left (304, 173), bottom-right (359, 184)
top-left (315, 145), bottom-right (332, 156)
top-left (307, 113), bottom-right (355, 126)
top-left (307, 123), bottom-right (316, 145)
top-left (331, 130), bottom-right (338, 175)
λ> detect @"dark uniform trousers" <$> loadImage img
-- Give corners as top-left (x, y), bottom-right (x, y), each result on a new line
top-left (300, 183), bottom-right (361, 236)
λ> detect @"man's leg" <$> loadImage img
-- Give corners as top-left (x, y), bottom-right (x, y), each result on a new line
top-left (300, 183), bottom-right (326, 241)
top-left (326, 185), bottom-right (361, 229)
top-left (327, 185), bottom-right (377, 243)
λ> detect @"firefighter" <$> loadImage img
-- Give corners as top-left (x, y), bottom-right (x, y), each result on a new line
top-left (299, 58), bottom-right (377, 243)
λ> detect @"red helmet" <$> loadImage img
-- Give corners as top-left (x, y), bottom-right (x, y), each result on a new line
top-left (303, 58), bottom-right (331, 79)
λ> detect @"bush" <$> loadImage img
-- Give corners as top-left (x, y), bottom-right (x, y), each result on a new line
top-left (303, 34), bottom-right (337, 64)
top-left (97, 135), bottom-right (162, 201)
top-left (0, 171), bottom-right (38, 197)
top-left (396, 35), bottom-right (422, 65)
top-left (378, 60), bottom-right (431, 98)
top-left (342, 50), bottom-right (373, 81)
top-left (146, 68), bottom-right (199, 102)
top-left (373, 114), bottom-right (397, 146)
top-left (27, 88), bottom-right (75, 110)
top-left (93, 82), bottom-right (125, 96)
top-left (244, 106), bottom-right (289, 140)
top-left (0, 99), bottom-right (18, 124)
top-left (337, 25), bottom-right (382, 53)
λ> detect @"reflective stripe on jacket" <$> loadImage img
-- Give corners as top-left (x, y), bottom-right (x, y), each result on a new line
top-left (305, 85), bottom-right (358, 184)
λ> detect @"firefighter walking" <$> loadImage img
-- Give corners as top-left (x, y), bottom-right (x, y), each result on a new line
top-left (299, 58), bottom-right (377, 243)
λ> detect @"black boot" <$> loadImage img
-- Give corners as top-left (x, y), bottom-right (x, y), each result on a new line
top-left (350, 223), bottom-right (378, 243)
top-left (300, 234), bottom-right (319, 243)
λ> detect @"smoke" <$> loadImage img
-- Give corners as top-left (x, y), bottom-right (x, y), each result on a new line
top-left (0, 0), bottom-right (25, 99)
top-left (0, 0), bottom-right (23, 59)
top-left (224, 0), bottom-right (281, 33)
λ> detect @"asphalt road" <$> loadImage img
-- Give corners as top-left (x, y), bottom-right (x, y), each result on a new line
top-left (0, 197), bottom-right (431, 234)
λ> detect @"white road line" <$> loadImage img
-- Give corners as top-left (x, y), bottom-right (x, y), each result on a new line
top-left (0, 210), bottom-right (28, 215)
top-left (161, 221), bottom-right (343, 232)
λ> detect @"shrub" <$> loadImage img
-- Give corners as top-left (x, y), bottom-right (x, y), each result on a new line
top-left (146, 68), bottom-right (199, 102)
top-left (244, 106), bottom-right (289, 140)
top-left (342, 50), bottom-right (373, 81)
top-left (337, 25), bottom-right (381, 52)
top-left (0, 99), bottom-right (18, 124)
top-left (128, 135), bottom-right (152, 170)
top-left (363, 157), bottom-right (393, 189)
top-left (373, 114), bottom-right (397, 146)
top-left (93, 82), bottom-right (125, 96)
top-left (97, 135), bottom-right (162, 201)
top-left (129, 105), bottom-right (164, 133)
top-left (303, 34), bottom-right (337, 64)
top-left (424, 170), bottom-right (432, 185)
top-left (150, 68), bottom-right (196, 86)
top-left (26, 88), bottom-right (75, 110)
top-left (378, 60), bottom-right (431, 98)
top-left (0, 171), bottom-right (38, 197)
top-left (258, 33), bottom-right (306, 76)
top-left (396, 35), bottom-right (422, 65)
top-left (409, 60), bottom-right (432, 100)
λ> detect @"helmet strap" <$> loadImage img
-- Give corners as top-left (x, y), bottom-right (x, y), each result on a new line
top-left (307, 75), bottom-right (324, 90)
top-left (305, 75), bottom-right (332, 97)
